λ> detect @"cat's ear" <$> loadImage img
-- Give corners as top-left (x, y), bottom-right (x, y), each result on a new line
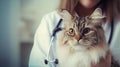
top-left (58, 10), bottom-right (74, 28)
top-left (90, 8), bottom-right (105, 19)
top-left (90, 8), bottom-right (106, 26)
top-left (59, 10), bottom-right (73, 20)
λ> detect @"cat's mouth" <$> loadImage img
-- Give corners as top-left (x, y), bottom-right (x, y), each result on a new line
top-left (69, 40), bottom-right (92, 50)
top-left (75, 42), bottom-right (91, 47)
top-left (70, 43), bottom-right (91, 51)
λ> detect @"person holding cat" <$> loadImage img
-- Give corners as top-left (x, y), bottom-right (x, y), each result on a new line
top-left (29, 0), bottom-right (120, 67)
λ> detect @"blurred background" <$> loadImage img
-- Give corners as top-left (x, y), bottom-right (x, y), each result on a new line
top-left (0, 0), bottom-right (60, 67)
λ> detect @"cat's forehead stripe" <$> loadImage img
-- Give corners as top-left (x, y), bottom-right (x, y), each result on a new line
top-left (75, 17), bottom-right (87, 32)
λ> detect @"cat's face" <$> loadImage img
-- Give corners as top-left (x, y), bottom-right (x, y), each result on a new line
top-left (59, 8), bottom-right (106, 50)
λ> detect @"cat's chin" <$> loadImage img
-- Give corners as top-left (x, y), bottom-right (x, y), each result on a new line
top-left (68, 40), bottom-right (92, 51)
top-left (70, 43), bottom-right (92, 51)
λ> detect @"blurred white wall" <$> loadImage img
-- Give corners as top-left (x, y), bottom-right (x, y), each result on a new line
top-left (9, 0), bottom-right (20, 67)
top-left (0, 0), bottom-right (20, 67)
top-left (0, 0), bottom-right (60, 67)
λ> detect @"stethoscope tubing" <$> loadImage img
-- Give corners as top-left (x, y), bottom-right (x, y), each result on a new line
top-left (108, 19), bottom-right (114, 44)
top-left (44, 19), bottom-right (63, 66)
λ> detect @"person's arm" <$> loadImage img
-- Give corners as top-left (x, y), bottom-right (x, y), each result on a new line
top-left (111, 57), bottom-right (120, 67)
top-left (91, 51), bottom-right (111, 67)
top-left (29, 15), bottom-right (51, 67)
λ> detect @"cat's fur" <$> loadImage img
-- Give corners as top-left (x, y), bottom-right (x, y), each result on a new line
top-left (56, 8), bottom-right (109, 67)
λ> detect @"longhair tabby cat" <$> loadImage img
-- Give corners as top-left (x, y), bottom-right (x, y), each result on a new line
top-left (56, 8), bottom-right (110, 67)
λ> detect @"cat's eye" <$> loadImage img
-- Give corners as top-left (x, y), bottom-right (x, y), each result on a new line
top-left (67, 28), bottom-right (75, 36)
top-left (83, 28), bottom-right (90, 34)
top-left (69, 28), bottom-right (74, 33)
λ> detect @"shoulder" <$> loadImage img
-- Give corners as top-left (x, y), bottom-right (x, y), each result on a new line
top-left (36, 10), bottom-right (62, 35)
top-left (42, 10), bottom-right (62, 26)
top-left (43, 10), bottom-right (61, 23)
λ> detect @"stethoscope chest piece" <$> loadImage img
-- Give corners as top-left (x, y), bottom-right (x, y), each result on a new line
top-left (44, 59), bottom-right (48, 64)
top-left (44, 59), bottom-right (59, 65)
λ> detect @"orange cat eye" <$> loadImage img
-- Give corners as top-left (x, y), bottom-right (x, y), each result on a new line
top-left (67, 28), bottom-right (75, 36)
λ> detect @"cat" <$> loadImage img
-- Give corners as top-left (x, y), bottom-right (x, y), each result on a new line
top-left (56, 8), bottom-right (109, 67)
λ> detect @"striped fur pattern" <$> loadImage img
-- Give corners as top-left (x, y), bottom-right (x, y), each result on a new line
top-left (56, 8), bottom-right (109, 67)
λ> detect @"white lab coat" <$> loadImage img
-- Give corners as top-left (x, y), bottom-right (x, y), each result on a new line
top-left (29, 10), bottom-right (120, 67)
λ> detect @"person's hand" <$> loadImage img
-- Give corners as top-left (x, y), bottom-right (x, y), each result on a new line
top-left (91, 51), bottom-right (111, 67)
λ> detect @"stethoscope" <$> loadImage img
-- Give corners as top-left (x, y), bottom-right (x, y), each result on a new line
top-left (44, 18), bottom-right (114, 67)
top-left (44, 19), bottom-right (63, 67)
top-left (108, 19), bottom-right (114, 44)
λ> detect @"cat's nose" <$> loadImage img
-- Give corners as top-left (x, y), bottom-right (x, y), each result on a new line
top-left (75, 34), bottom-right (81, 41)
